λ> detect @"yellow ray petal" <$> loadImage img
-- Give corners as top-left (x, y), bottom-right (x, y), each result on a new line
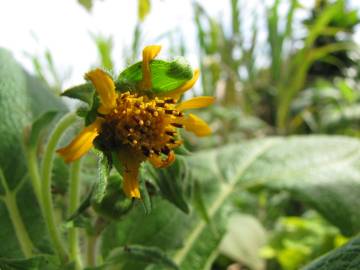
top-left (57, 118), bottom-right (103, 163)
top-left (176, 96), bottom-right (215, 111)
top-left (149, 151), bottom-right (176, 168)
top-left (85, 69), bottom-right (117, 115)
top-left (140, 45), bottom-right (162, 90)
top-left (118, 149), bottom-right (144, 199)
top-left (162, 69), bottom-right (200, 99)
top-left (122, 164), bottom-right (141, 199)
top-left (122, 157), bottom-right (141, 198)
top-left (182, 113), bottom-right (211, 137)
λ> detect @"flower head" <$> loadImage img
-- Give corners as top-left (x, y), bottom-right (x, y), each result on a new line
top-left (57, 45), bottom-right (214, 198)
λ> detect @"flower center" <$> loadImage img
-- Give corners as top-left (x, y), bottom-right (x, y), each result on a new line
top-left (98, 92), bottom-right (183, 158)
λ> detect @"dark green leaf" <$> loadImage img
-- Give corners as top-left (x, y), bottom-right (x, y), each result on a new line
top-left (0, 255), bottom-right (59, 270)
top-left (92, 174), bottom-right (134, 221)
top-left (304, 236), bottom-right (360, 270)
top-left (145, 157), bottom-right (190, 213)
top-left (101, 198), bottom-right (193, 259)
top-left (139, 178), bottom-right (152, 215)
top-left (67, 189), bottom-right (93, 221)
top-left (106, 245), bottom-right (179, 270)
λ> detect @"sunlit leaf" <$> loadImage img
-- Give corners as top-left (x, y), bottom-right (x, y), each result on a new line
top-left (219, 214), bottom-right (266, 270)
top-left (171, 136), bottom-right (360, 268)
top-left (117, 58), bottom-right (193, 95)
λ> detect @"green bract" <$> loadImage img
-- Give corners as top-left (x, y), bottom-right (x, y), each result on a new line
top-left (62, 57), bottom-right (194, 107)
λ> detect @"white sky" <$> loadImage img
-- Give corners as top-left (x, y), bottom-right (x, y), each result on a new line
top-left (0, 0), bottom-right (359, 89)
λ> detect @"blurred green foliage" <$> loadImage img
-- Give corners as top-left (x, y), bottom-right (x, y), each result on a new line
top-left (0, 0), bottom-right (360, 270)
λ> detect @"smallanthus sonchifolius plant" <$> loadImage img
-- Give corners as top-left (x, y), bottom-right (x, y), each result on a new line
top-left (0, 45), bottom-right (214, 270)
top-left (2, 36), bottom-right (360, 270)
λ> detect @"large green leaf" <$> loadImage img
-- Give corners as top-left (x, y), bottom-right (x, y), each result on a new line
top-left (303, 235), bottom-right (360, 270)
top-left (100, 136), bottom-right (360, 269)
top-left (173, 136), bottom-right (360, 268)
top-left (0, 48), bottom-right (66, 259)
top-left (0, 48), bottom-right (30, 190)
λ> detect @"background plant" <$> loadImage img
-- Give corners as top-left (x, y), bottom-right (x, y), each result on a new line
top-left (0, 0), bottom-right (360, 270)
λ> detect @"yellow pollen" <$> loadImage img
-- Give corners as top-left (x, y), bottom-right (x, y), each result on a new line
top-left (99, 92), bottom-right (183, 158)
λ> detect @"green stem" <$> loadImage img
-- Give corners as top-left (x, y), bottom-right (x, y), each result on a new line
top-left (86, 234), bottom-right (98, 267)
top-left (26, 148), bottom-right (42, 204)
top-left (68, 160), bottom-right (83, 269)
top-left (86, 218), bottom-right (108, 267)
top-left (41, 112), bottom-right (76, 263)
top-left (0, 170), bottom-right (35, 258)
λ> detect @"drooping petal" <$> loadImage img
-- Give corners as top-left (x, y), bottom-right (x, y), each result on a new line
top-left (118, 149), bottom-right (144, 199)
top-left (140, 45), bottom-right (162, 90)
top-left (149, 151), bottom-right (175, 168)
top-left (85, 69), bottom-right (117, 115)
top-left (122, 163), bottom-right (141, 199)
top-left (163, 69), bottom-right (200, 99)
top-left (182, 113), bottom-right (211, 137)
top-left (176, 96), bottom-right (215, 111)
top-left (57, 118), bottom-right (103, 163)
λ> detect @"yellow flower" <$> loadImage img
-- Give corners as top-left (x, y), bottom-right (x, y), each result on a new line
top-left (57, 45), bottom-right (214, 198)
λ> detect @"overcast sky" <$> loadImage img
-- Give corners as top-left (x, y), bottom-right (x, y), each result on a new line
top-left (0, 0), bottom-right (359, 89)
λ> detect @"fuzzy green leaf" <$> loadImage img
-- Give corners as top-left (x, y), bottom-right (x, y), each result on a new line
top-left (171, 136), bottom-right (360, 268)
top-left (92, 151), bottom-right (110, 203)
top-left (0, 49), bottom-right (64, 258)
top-left (61, 83), bottom-right (94, 105)
top-left (304, 236), bottom-right (360, 270)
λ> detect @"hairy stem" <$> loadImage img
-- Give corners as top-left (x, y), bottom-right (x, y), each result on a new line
top-left (26, 148), bottom-right (42, 205)
top-left (41, 112), bottom-right (76, 263)
top-left (87, 218), bottom-right (108, 267)
top-left (86, 234), bottom-right (98, 267)
top-left (68, 160), bottom-right (83, 269)
top-left (0, 169), bottom-right (35, 258)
